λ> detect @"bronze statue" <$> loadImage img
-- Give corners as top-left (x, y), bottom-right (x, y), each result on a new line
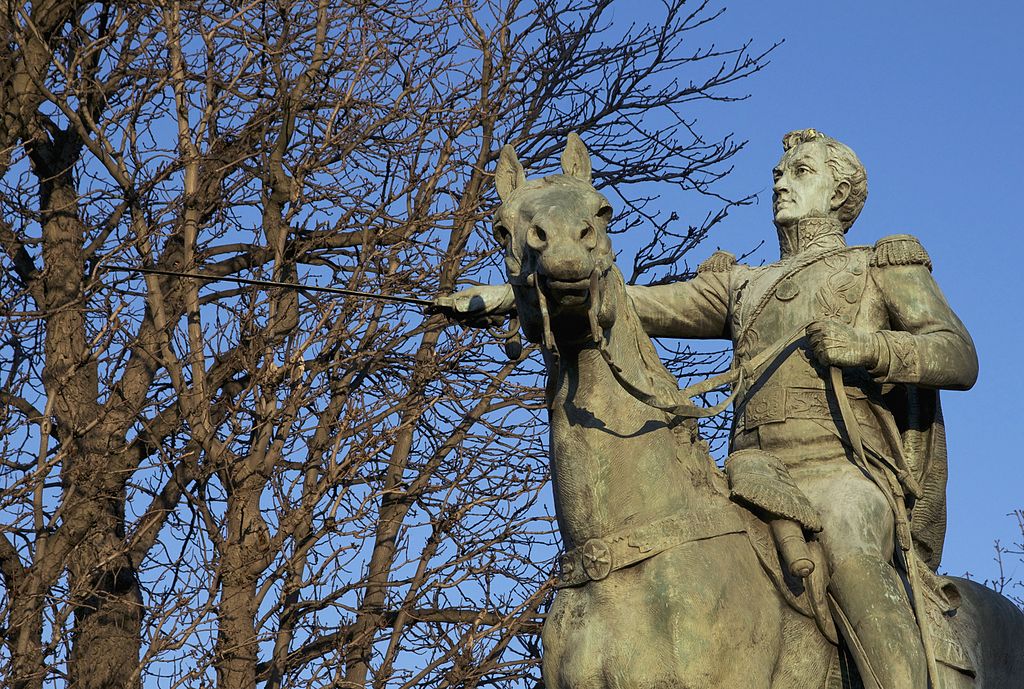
top-left (630, 128), bottom-right (977, 687)
top-left (439, 133), bottom-right (1024, 688)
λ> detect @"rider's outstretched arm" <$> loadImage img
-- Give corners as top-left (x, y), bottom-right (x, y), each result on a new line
top-left (433, 283), bottom-right (516, 327)
top-left (626, 251), bottom-right (735, 340)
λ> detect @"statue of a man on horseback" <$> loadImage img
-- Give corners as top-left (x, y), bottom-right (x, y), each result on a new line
top-left (624, 128), bottom-right (977, 687)
top-left (436, 131), bottom-right (1014, 688)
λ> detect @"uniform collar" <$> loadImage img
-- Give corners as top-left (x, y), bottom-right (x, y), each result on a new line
top-left (777, 216), bottom-right (846, 259)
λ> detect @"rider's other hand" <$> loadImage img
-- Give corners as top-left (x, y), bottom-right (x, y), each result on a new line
top-left (805, 320), bottom-right (879, 369)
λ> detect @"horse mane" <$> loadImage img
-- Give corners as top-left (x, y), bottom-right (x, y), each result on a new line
top-left (605, 266), bottom-right (691, 405)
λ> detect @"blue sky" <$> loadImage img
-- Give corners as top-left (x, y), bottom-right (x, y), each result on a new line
top-left (629, 1), bottom-right (1023, 580)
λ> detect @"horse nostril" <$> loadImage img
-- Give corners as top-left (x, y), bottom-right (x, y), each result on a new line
top-left (580, 225), bottom-right (593, 243)
top-left (528, 226), bottom-right (548, 249)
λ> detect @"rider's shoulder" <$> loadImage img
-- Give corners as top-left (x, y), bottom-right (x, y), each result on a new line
top-left (868, 234), bottom-right (933, 273)
top-left (697, 250), bottom-right (740, 275)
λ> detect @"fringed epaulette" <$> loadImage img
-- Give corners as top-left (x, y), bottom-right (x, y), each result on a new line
top-left (697, 250), bottom-right (737, 275)
top-left (871, 234), bottom-right (932, 272)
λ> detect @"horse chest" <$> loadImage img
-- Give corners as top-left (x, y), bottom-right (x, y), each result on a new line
top-left (548, 392), bottom-right (682, 543)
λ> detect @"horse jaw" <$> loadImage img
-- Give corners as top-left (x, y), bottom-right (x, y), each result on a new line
top-left (511, 265), bottom-right (619, 351)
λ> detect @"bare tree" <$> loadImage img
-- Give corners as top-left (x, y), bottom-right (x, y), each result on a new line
top-left (0, 1), bottom-right (772, 687)
top-left (971, 512), bottom-right (1024, 611)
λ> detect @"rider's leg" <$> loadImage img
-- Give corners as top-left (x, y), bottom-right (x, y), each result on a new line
top-left (829, 554), bottom-right (927, 689)
top-left (800, 461), bottom-right (927, 689)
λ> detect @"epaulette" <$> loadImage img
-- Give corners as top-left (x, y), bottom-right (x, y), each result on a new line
top-left (870, 234), bottom-right (932, 272)
top-left (697, 250), bottom-right (737, 275)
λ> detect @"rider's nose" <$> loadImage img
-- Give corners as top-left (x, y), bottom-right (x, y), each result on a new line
top-left (527, 225), bottom-right (548, 251)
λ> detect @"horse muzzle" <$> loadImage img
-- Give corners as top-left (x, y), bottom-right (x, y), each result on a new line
top-left (542, 276), bottom-right (591, 307)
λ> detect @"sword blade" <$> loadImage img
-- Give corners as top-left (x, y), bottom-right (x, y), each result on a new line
top-left (104, 266), bottom-right (434, 307)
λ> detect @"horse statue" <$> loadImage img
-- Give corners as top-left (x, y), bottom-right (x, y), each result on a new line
top-left (488, 133), bottom-right (1024, 688)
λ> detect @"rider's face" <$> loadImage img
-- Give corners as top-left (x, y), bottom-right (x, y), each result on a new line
top-left (772, 142), bottom-right (836, 227)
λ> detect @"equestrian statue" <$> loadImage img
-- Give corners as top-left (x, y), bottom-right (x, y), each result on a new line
top-left (436, 131), bottom-right (1024, 688)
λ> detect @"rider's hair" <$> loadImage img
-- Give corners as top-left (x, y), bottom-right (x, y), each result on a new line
top-left (781, 129), bottom-right (867, 232)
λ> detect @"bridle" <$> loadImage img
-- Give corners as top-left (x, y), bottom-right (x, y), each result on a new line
top-left (527, 262), bottom-right (744, 419)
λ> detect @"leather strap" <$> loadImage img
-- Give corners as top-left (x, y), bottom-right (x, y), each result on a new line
top-left (598, 322), bottom-right (809, 420)
top-left (828, 593), bottom-right (884, 689)
top-left (828, 366), bottom-right (942, 687)
top-left (556, 504), bottom-right (747, 588)
top-left (830, 366), bottom-right (866, 470)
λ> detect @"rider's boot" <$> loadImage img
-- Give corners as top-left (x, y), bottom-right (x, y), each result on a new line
top-left (829, 554), bottom-right (927, 689)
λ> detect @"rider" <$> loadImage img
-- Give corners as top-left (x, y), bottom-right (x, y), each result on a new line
top-left (440, 129), bottom-right (977, 688)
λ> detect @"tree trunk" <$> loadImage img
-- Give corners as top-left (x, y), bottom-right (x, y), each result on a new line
top-left (216, 482), bottom-right (268, 689)
top-left (40, 158), bottom-right (142, 689)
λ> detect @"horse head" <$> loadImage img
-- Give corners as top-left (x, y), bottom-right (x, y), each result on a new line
top-left (492, 134), bottom-right (621, 348)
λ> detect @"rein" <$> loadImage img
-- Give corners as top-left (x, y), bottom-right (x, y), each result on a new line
top-left (595, 317), bottom-right (811, 421)
top-left (585, 268), bottom-right (743, 419)
top-left (531, 266), bottom-right (808, 419)
top-left (586, 267), bottom-right (808, 419)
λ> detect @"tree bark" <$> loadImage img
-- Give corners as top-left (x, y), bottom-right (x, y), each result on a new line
top-left (38, 152), bottom-right (142, 689)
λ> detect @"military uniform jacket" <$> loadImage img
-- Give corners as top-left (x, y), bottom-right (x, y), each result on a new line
top-left (625, 228), bottom-right (978, 568)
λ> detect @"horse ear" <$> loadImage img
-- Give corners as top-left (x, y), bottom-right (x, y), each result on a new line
top-left (495, 144), bottom-right (526, 203)
top-left (561, 132), bottom-right (592, 182)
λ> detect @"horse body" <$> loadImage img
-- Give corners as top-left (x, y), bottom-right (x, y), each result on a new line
top-left (538, 281), bottom-right (830, 688)
top-left (949, 578), bottom-right (1024, 688)
top-left (491, 134), bottom-right (1023, 688)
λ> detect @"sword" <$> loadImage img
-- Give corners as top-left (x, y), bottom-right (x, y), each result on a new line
top-left (103, 265), bottom-right (434, 307)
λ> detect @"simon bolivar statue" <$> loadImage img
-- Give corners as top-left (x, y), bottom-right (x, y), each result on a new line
top-left (438, 129), bottom-right (977, 687)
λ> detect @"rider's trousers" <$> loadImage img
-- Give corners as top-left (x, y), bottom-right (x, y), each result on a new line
top-left (733, 419), bottom-right (928, 688)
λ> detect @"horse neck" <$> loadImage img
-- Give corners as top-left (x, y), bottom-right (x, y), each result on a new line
top-left (546, 278), bottom-right (725, 544)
